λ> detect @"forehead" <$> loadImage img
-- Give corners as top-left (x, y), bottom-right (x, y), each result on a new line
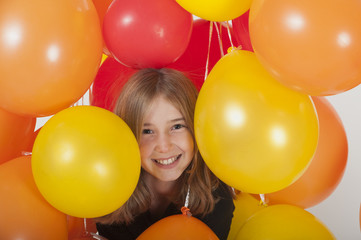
top-left (143, 96), bottom-right (183, 124)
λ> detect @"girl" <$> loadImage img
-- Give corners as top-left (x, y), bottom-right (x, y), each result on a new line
top-left (95, 68), bottom-right (235, 239)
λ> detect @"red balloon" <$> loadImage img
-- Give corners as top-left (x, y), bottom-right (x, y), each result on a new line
top-left (232, 10), bottom-right (253, 52)
top-left (263, 97), bottom-right (348, 208)
top-left (103, 0), bottom-right (193, 69)
top-left (0, 108), bottom-right (36, 164)
top-left (169, 19), bottom-right (235, 90)
top-left (0, 156), bottom-right (68, 239)
top-left (137, 214), bottom-right (218, 240)
top-left (90, 57), bottom-right (136, 111)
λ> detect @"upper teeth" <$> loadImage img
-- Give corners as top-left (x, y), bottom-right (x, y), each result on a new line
top-left (155, 155), bottom-right (179, 165)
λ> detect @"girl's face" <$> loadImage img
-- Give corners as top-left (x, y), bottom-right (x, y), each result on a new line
top-left (139, 95), bottom-right (194, 183)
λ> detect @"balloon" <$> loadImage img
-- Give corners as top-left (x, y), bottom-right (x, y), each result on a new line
top-left (91, 0), bottom-right (113, 56)
top-left (0, 156), bottom-right (68, 240)
top-left (232, 10), bottom-right (253, 52)
top-left (103, 0), bottom-right (193, 69)
top-left (32, 106), bottom-right (141, 218)
top-left (169, 19), bottom-right (235, 91)
top-left (0, 0), bottom-right (103, 117)
top-left (235, 204), bottom-right (335, 239)
top-left (175, 0), bottom-right (252, 22)
top-left (194, 49), bottom-right (319, 194)
top-left (137, 214), bottom-right (218, 240)
top-left (263, 97), bottom-right (348, 208)
top-left (23, 128), bottom-right (41, 154)
top-left (249, 0), bottom-right (361, 96)
top-left (228, 192), bottom-right (265, 240)
top-left (67, 216), bottom-right (97, 240)
top-left (90, 57), bottom-right (137, 111)
top-left (0, 107), bottom-right (36, 164)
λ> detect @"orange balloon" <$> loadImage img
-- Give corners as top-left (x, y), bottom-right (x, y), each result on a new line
top-left (0, 156), bottom-right (68, 240)
top-left (0, 0), bottom-right (103, 117)
top-left (263, 97), bottom-right (348, 208)
top-left (0, 107), bottom-right (36, 164)
top-left (249, 0), bottom-right (361, 96)
top-left (92, 0), bottom-right (113, 56)
top-left (23, 128), bottom-right (41, 153)
top-left (67, 216), bottom-right (97, 240)
top-left (137, 214), bottom-right (219, 240)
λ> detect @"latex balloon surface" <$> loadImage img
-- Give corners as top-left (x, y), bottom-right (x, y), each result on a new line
top-left (264, 97), bottom-right (348, 208)
top-left (0, 0), bottom-right (103, 117)
top-left (249, 0), bottom-right (361, 96)
top-left (235, 205), bottom-right (335, 239)
top-left (90, 57), bottom-right (136, 111)
top-left (103, 0), bottom-right (193, 69)
top-left (137, 214), bottom-right (218, 240)
top-left (228, 192), bottom-right (265, 240)
top-left (232, 10), bottom-right (253, 52)
top-left (175, 0), bottom-right (252, 22)
top-left (32, 106), bottom-right (141, 218)
top-left (169, 19), bottom-right (235, 91)
top-left (0, 108), bottom-right (36, 164)
top-left (0, 156), bottom-right (68, 240)
top-left (195, 49), bottom-right (318, 194)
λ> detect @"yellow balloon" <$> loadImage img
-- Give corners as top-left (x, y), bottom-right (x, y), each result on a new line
top-left (235, 204), bottom-right (335, 240)
top-left (175, 0), bottom-right (252, 22)
top-left (228, 192), bottom-right (265, 240)
top-left (32, 106), bottom-right (141, 218)
top-left (194, 49), bottom-right (318, 194)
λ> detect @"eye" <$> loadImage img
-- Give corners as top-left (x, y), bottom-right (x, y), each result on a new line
top-left (142, 129), bottom-right (153, 134)
top-left (172, 124), bottom-right (186, 130)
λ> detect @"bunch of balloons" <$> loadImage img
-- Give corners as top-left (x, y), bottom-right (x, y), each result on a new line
top-left (1, 0), bottom-right (358, 238)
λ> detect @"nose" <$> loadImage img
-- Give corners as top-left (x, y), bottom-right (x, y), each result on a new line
top-left (155, 133), bottom-right (172, 153)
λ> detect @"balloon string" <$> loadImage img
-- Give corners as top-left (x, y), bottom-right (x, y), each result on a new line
top-left (225, 21), bottom-right (236, 49)
top-left (204, 21), bottom-right (213, 81)
top-left (213, 22), bottom-right (225, 57)
top-left (84, 218), bottom-right (88, 234)
top-left (259, 194), bottom-right (268, 206)
top-left (184, 185), bottom-right (190, 208)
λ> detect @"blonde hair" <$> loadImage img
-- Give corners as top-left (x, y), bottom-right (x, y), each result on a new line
top-left (96, 68), bottom-right (222, 224)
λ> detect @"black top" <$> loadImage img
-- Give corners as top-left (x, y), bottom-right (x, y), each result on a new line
top-left (96, 184), bottom-right (235, 240)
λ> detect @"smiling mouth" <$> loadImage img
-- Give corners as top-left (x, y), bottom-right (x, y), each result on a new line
top-left (153, 154), bottom-right (182, 165)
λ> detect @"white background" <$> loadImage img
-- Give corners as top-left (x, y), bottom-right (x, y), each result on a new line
top-left (307, 86), bottom-right (361, 240)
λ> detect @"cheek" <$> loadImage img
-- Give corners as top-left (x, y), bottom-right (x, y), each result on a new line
top-left (182, 132), bottom-right (194, 155)
top-left (139, 139), bottom-right (153, 161)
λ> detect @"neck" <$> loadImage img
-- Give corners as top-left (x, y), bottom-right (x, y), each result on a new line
top-left (143, 171), bottom-right (183, 219)
top-left (143, 171), bottom-right (180, 197)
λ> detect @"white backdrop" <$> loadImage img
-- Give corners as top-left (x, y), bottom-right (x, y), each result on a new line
top-left (307, 85), bottom-right (361, 240)
top-left (36, 84), bottom-right (361, 239)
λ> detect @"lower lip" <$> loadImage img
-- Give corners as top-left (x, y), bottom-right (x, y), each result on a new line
top-left (153, 156), bottom-right (180, 169)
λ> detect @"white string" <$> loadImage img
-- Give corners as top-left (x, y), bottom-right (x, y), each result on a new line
top-left (204, 21), bottom-right (213, 81)
top-left (184, 185), bottom-right (190, 208)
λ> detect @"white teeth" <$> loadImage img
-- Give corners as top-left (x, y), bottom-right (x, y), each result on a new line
top-left (154, 155), bottom-right (180, 165)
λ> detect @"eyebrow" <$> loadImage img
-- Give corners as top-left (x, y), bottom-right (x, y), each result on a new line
top-left (143, 117), bottom-right (185, 126)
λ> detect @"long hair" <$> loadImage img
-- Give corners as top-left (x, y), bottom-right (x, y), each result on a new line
top-left (96, 68), bottom-right (223, 224)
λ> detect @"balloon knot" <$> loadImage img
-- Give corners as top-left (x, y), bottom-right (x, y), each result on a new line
top-left (227, 45), bottom-right (243, 53)
top-left (181, 206), bottom-right (192, 217)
